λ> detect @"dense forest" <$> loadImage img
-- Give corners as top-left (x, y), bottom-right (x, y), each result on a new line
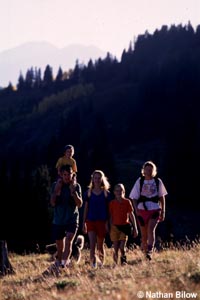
top-left (0, 23), bottom-right (200, 252)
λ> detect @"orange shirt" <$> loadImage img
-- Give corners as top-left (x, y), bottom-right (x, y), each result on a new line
top-left (109, 198), bottom-right (133, 225)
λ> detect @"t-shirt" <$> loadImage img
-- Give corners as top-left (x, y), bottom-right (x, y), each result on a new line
top-left (52, 182), bottom-right (81, 225)
top-left (55, 156), bottom-right (77, 172)
top-left (129, 177), bottom-right (168, 210)
top-left (109, 198), bottom-right (133, 225)
top-left (84, 190), bottom-right (111, 221)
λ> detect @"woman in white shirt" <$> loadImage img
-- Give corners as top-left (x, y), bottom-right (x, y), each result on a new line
top-left (129, 161), bottom-right (167, 260)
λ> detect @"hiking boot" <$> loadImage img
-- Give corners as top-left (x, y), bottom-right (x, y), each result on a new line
top-left (61, 259), bottom-right (71, 268)
top-left (120, 255), bottom-right (127, 265)
top-left (90, 256), bottom-right (97, 269)
top-left (91, 262), bottom-right (97, 269)
top-left (146, 251), bottom-right (152, 261)
top-left (146, 245), bottom-right (153, 260)
top-left (97, 261), bottom-right (104, 268)
top-left (55, 260), bottom-right (61, 268)
top-left (61, 259), bottom-right (66, 268)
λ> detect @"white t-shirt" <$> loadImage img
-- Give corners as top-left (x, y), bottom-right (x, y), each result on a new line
top-left (129, 177), bottom-right (168, 210)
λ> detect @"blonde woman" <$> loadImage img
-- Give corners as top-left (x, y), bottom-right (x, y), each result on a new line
top-left (82, 170), bottom-right (111, 268)
top-left (129, 161), bottom-right (167, 260)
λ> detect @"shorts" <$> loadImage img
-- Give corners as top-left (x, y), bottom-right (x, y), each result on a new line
top-left (110, 224), bottom-right (127, 242)
top-left (52, 223), bottom-right (78, 241)
top-left (86, 220), bottom-right (107, 238)
top-left (137, 209), bottom-right (160, 226)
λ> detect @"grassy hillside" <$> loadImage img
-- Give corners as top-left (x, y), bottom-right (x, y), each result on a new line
top-left (1, 242), bottom-right (200, 300)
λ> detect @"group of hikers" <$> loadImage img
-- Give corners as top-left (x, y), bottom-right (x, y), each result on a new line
top-left (50, 144), bottom-right (167, 269)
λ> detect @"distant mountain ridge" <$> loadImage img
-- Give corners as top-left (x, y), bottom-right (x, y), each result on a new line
top-left (0, 41), bottom-right (107, 87)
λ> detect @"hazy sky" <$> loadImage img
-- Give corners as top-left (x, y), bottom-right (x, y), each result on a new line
top-left (1, 0), bottom-right (200, 59)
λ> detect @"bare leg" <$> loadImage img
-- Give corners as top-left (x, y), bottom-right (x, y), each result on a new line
top-left (62, 231), bottom-right (77, 266)
top-left (147, 218), bottom-right (159, 252)
top-left (88, 231), bottom-right (97, 265)
top-left (113, 241), bottom-right (119, 264)
top-left (119, 240), bottom-right (126, 257)
top-left (97, 236), bottom-right (105, 265)
top-left (119, 240), bottom-right (127, 264)
top-left (139, 224), bottom-right (148, 253)
top-left (56, 239), bottom-right (64, 264)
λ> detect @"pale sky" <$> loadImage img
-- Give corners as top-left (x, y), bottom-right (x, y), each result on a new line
top-left (0, 0), bottom-right (200, 59)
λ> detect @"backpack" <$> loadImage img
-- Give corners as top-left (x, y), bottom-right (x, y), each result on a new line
top-left (139, 176), bottom-right (160, 193)
top-left (138, 176), bottom-right (160, 210)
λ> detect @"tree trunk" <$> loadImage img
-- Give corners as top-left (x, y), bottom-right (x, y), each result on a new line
top-left (0, 240), bottom-right (15, 276)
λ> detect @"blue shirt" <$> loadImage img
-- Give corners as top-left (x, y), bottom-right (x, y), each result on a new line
top-left (84, 190), bottom-right (111, 221)
top-left (52, 182), bottom-right (82, 225)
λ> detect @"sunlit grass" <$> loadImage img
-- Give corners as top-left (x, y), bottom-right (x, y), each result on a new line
top-left (0, 243), bottom-right (200, 300)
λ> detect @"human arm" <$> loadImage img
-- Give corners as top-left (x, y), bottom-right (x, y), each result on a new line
top-left (71, 191), bottom-right (82, 208)
top-left (72, 159), bottom-right (78, 173)
top-left (129, 179), bottom-right (140, 215)
top-left (159, 196), bottom-right (166, 221)
top-left (82, 201), bottom-right (89, 234)
top-left (107, 202), bottom-right (113, 233)
top-left (70, 183), bottom-right (82, 208)
top-left (157, 179), bottom-right (167, 221)
top-left (129, 211), bottom-right (138, 238)
top-left (131, 198), bottom-right (139, 216)
top-left (50, 179), bottom-right (62, 207)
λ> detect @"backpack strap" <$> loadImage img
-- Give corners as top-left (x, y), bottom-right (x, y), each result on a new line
top-left (139, 176), bottom-right (159, 193)
top-left (139, 176), bottom-right (145, 193)
top-left (138, 176), bottom-right (159, 210)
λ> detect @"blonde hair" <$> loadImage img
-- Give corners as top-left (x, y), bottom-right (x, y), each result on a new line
top-left (141, 160), bottom-right (157, 177)
top-left (114, 183), bottom-right (125, 194)
top-left (64, 144), bottom-right (74, 156)
top-left (88, 170), bottom-right (110, 190)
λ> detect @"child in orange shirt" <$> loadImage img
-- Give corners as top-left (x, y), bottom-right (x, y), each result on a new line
top-left (109, 183), bottom-right (138, 265)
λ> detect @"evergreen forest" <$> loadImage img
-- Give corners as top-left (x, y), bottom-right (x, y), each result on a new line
top-left (0, 23), bottom-right (200, 252)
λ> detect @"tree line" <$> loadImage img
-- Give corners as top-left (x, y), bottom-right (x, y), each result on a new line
top-left (0, 22), bottom-right (200, 251)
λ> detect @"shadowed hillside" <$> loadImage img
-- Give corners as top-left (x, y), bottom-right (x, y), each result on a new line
top-left (0, 23), bottom-right (200, 248)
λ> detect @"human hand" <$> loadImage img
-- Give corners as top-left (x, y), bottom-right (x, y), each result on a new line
top-left (82, 223), bottom-right (87, 234)
top-left (133, 227), bottom-right (138, 238)
top-left (159, 210), bottom-right (165, 222)
top-left (69, 182), bottom-right (76, 195)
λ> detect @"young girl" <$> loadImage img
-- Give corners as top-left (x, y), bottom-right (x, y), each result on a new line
top-left (129, 161), bottom-right (167, 260)
top-left (109, 183), bottom-right (138, 265)
top-left (82, 170), bottom-right (111, 268)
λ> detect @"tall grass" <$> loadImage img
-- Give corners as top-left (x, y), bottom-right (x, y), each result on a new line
top-left (0, 242), bottom-right (200, 300)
